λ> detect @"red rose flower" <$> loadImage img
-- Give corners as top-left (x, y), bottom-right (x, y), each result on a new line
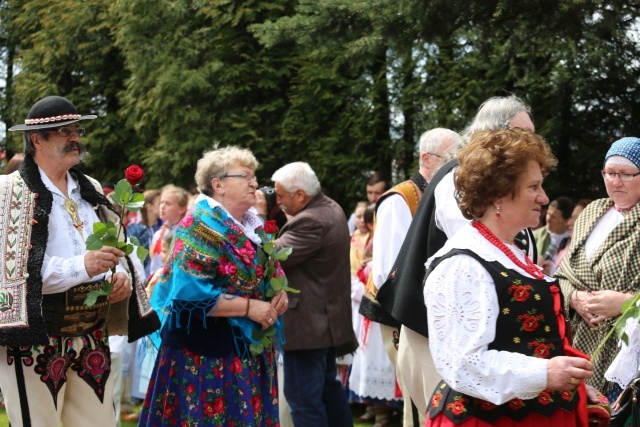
top-left (264, 220), bottom-right (279, 234)
top-left (480, 401), bottom-right (496, 411)
top-left (230, 356), bottom-right (243, 374)
top-left (447, 400), bottom-right (466, 416)
top-left (538, 391), bottom-right (553, 405)
top-left (534, 343), bottom-right (550, 358)
top-left (431, 393), bottom-right (442, 408)
top-left (124, 164), bottom-right (144, 186)
top-left (214, 397), bottom-right (225, 414)
top-left (508, 398), bottom-right (524, 410)
top-left (513, 285), bottom-right (530, 302)
top-left (251, 395), bottom-right (262, 413)
top-left (522, 314), bottom-right (539, 332)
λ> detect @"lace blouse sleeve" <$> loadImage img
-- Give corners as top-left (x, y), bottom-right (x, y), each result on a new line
top-left (424, 254), bottom-right (548, 405)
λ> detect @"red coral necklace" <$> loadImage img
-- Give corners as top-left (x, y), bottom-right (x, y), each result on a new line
top-left (472, 221), bottom-right (544, 279)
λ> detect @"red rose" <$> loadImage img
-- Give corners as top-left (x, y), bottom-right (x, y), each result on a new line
top-left (447, 400), bottom-right (466, 416)
top-left (124, 164), bottom-right (144, 186)
top-left (538, 391), bottom-right (553, 405)
top-left (522, 314), bottom-right (539, 332)
top-left (508, 398), bottom-right (524, 410)
top-left (534, 343), bottom-right (550, 358)
top-left (264, 220), bottom-right (278, 234)
top-left (431, 393), bottom-right (442, 408)
top-left (250, 395), bottom-right (262, 413)
top-left (213, 397), bottom-right (224, 414)
top-left (561, 390), bottom-right (574, 401)
top-left (513, 285), bottom-right (530, 302)
top-left (480, 401), bottom-right (496, 411)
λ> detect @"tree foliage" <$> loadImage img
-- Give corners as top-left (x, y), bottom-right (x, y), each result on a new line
top-left (2, 0), bottom-right (640, 210)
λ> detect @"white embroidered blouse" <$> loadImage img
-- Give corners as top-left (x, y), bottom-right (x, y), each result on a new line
top-left (424, 223), bottom-right (555, 405)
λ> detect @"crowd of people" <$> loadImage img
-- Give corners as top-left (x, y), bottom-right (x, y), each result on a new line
top-left (0, 93), bottom-right (638, 427)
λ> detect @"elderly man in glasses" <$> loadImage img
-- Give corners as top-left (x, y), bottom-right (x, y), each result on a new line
top-left (0, 95), bottom-right (159, 426)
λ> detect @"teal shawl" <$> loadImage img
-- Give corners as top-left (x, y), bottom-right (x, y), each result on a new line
top-left (150, 198), bottom-right (286, 356)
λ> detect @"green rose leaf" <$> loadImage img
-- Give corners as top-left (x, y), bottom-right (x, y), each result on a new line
top-left (136, 246), bottom-right (149, 262)
top-left (116, 241), bottom-right (127, 249)
top-left (123, 244), bottom-right (134, 256)
top-left (283, 286), bottom-right (301, 294)
top-left (260, 336), bottom-right (271, 347)
top-left (102, 280), bottom-right (114, 294)
top-left (113, 180), bottom-right (131, 207)
top-left (84, 291), bottom-right (99, 307)
top-left (265, 288), bottom-right (275, 298)
top-left (264, 266), bottom-right (275, 279)
top-left (263, 241), bottom-right (274, 255)
top-left (265, 326), bottom-right (277, 337)
top-left (129, 192), bottom-right (144, 203)
top-left (129, 236), bottom-right (141, 246)
top-left (274, 250), bottom-right (290, 261)
top-left (270, 277), bottom-right (283, 292)
top-left (250, 343), bottom-right (264, 357)
top-left (103, 234), bottom-right (118, 247)
top-left (93, 222), bottom-right (107, 238)
top-left (621, 331), bottom-right (629, 346)
top-left (257, 248), bottom-right (268, 266)
top-left (86, 234), bottom-right (104, 251)
top-left (125, 201), bottom-right (145, 213)
top-left (252, 329), bottom-right (264, 340)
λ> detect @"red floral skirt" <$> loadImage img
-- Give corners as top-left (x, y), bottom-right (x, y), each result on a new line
top-left (426, 383), bottom-right (588, 427)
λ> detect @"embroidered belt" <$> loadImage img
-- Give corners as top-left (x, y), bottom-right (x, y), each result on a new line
top-left (41, 282), bottom-right (108, 337)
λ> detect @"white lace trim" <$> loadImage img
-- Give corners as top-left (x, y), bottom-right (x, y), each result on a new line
top-left (424, 224), bottom-right (549, 405)
top-left (605, 317), bottom-right (640, 388)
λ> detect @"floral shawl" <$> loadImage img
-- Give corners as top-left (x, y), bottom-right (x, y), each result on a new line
top-left (150, 198), bottom-right (286, 357)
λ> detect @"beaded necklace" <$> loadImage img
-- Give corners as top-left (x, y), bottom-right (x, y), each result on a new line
top-left (472, 221), bottom-right (544, 280)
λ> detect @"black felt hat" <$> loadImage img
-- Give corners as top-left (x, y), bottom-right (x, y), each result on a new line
top-left (8, 96), bottom-right (97, 131)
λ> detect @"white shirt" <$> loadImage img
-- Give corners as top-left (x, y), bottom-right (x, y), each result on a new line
top-left (434, 169), bottom-right (468, 239)
top-left (584, 207), bottom-right (624, 260)
top-left (424, 224), bottom-right (551, 405)
top-left (39, 168), bottom-right (124, 294)
top-left (372, 193), bottom-right (412, 289)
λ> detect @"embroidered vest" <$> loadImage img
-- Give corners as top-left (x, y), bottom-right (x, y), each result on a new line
top-left (427, 249), bottom-right (579, 424)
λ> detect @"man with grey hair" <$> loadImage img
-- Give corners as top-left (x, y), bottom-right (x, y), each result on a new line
top-left (359, 128), bottom-right (462, 427)
top-left (375, 94), bottom-right (536, 426)
top-left (272, 162), bottom-right (355, 427)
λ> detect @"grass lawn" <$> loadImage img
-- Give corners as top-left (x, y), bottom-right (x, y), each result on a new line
top-left (1, 403), bottom-right (402, 426)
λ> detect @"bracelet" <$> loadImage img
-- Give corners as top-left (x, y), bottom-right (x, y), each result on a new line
top-left (245, 298), bottom-right (251, 317)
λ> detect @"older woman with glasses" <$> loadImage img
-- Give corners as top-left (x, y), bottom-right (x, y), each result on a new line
top-left (557, 137), bottom-right (640, 402)
top-left (140, 146), bottom-right (289, 426)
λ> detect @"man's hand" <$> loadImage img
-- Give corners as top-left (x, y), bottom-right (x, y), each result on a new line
top-left (109, 272), bottom-right (132, 303)
top-left (84, 247), bottom-right (124, 277)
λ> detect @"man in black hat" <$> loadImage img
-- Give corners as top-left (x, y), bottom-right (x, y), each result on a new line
top-left (0, 96), bottom-right (159, 426)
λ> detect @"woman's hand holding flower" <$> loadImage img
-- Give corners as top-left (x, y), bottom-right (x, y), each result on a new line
top-left (584, 290), bottom-right (634, 326)
top-left (271, 289), bottom-right (289, 315)
top-left (249, 299), bottom-right (279, 330)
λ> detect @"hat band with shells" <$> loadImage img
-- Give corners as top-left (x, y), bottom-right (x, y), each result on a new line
top-left (24, 114), bottom-right (82, 126)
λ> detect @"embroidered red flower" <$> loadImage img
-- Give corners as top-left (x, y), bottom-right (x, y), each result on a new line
top-left (216, 257), bottom-right (238, 277)
top-left (186, 259), bottom-right (203, 273)
top-left (446, 397), bottom-right (467, 415)
top-left (480, 401), bottom-right (496, 411)
top-left (264, 220), bottom-right (279, 234)
top-left (561, 390), bottom-right (574, 401)
top-left (203, 402), bottom-right (215, 417)
top-left (256, 264), bottom-right (264, 278)
top-left (186, 384), bottom-right (195, 395)
top-left (431, 393), bottom-right (443, 408)
top-left (529, 340), bottom-right (555, 359)
top-left (508, 398), bottom-right (524, 410)
top-left (538, 391), bottom-right (553, 405)
top-left (213, 366), bottom-right (223, 378)
top-left (518, 312), bottom-right (544, 332)
top-left (124, 164), bottom-right (144, 186)
top-left (509, 284), bottom-right (532, 302)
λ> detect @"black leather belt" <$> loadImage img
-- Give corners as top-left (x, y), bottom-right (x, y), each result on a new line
top-left (42, 282), bottom-right (108, 337)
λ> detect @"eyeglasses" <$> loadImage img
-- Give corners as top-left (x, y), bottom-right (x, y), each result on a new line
top-left (220, 173), bottom-right (258, 183)
top-left (51, 126), bottom-right (85, 137)
top-left (601, 170), bottom-right (640, 182)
